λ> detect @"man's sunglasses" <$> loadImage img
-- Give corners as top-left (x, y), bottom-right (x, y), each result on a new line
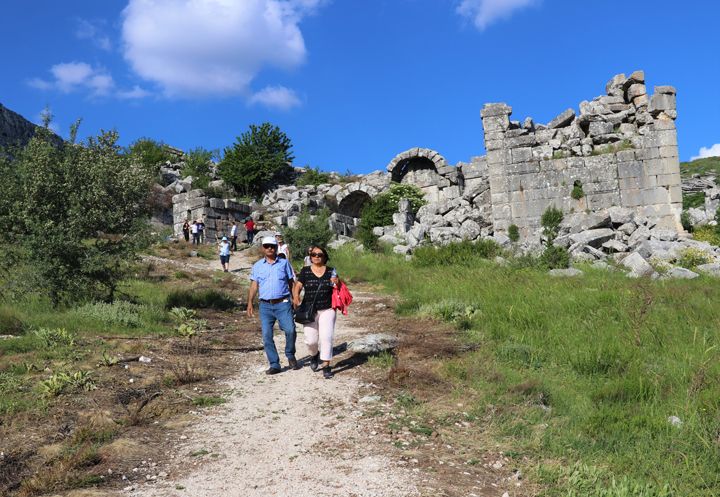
top-left (262, 244), bottom-right (277, 249)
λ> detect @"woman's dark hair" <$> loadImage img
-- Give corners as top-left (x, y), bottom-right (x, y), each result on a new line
top-left (310, 245), bottom-right (329, 262)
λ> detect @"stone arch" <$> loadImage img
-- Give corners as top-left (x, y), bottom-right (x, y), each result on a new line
top-left (386, 148), bottom-right (448, 183)
top-left (337, 190), bottom-right (372, 218)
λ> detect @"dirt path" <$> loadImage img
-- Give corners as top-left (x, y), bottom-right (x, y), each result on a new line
top-left (127, 249), bottom-right (428, 497)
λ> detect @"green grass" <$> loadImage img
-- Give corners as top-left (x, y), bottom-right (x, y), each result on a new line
top-left (192, 396), bottom-right (227, 407)
top-left (683, 192), bottom-right (705, 210)
top-left (331, 245), bottom-right (720, 496)
top-left (680, 156), bottom-right (720, 178)
top-left (165, 288), bottom-right (236, 310)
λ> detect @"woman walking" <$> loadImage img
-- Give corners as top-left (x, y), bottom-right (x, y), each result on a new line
top-left (292, 246), bottom-right (338, 379)
top-left (276, 233), bottom-right (291, 260)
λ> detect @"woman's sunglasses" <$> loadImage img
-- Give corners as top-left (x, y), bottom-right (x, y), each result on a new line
top-left (309, 252), bottom-right (324, 257)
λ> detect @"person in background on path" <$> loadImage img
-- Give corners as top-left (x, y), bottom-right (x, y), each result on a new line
top-left (244, 217), bottom-right (256, 245)
top-left (230, 220), bottom-right (238, 252)
top-left (276, 233), bottom-right (291, 260)
top-left (197, 218), bottom-right (205, 244)
top-left (182, 220), bottom-right (190, 242)
top-left (191, 220), bottom-right (200, 245)
top-left (218, 236), bottom-right (231, 272)
top-left (247, 236), bottom-right (299, 375)
top-left (303, 247), bottom-right (312, 267)
top-left (292, 245), bottom-right (338, 379)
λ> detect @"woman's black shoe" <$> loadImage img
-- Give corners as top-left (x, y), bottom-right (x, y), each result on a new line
top-left (309, 354), bottom-right (320, 372)
top-left (322, 366), bottom-right (333, 379)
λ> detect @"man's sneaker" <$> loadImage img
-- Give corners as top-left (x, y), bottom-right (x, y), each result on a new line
top-left (309, 354), bottom-right (320, 372)
top-left (322, 366), bottom-right (333, 379)
top-left (288, 358), bottom-right (301, 370)
top-left (265, 367), bottom-right (281, 375)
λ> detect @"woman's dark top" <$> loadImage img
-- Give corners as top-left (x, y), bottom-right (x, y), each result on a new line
top-left (298, 266), bottom-right (334, 311)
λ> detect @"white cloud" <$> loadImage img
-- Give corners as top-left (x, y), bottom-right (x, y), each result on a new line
top-left (249, 85), bottom-right (302, 110)
top-left (121, 0), bottom-right (325, 98)
top-left (117, 85), bottom-right (152, 100)
top-left (29, 62), bottom-right (150, 99)
top-left (457, 0), bottom-right (538, 30)
top-left (691, 143), bottom-right (720, 161)
top-left (75, 18), bottom-right (112, 51)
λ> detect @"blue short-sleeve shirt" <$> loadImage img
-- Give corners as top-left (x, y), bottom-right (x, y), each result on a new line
top-left (250, 257), bottom-right (294, 300)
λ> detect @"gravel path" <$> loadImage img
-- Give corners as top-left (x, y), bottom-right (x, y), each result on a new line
top-left (127, 249), bottom-right (422, 497)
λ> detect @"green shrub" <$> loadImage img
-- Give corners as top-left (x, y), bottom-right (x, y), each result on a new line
top-left (182, 147), bottom-right (216, 189)
top-left (33, 328), bottom-right (76, 347)
top-left (676, 247), bottom-right (712, 269)
top-left (571, 180), bottom-right (585, 200)
top-left (75, 301), bottom-right (145, 328)
top-left (541, 205), bottom-right (564, 246)
top-left (680, 210), bottom-right (694, 232)
top-left (192, 396), bottom-right (226, 407)
top-left (165, 289), bottom-right (235, 310)
top-left (296, 167), bottom-right (331, 187)
top-left (412, 239), bottom-right (501, 267)
top-left (282, 208), bottom-right (334, 260)
top-left (38, 370), bottom-right (96, 397)
top-left (356, 183), bottom-right (426, 250)
top-left (540, 245), bottom-right (571, 269)
top-left (693, 225), bottom-right (720, 246)
top-left (0, 307), bottom-right (25, 335)
top-left (126, 137), bottom-right (173, 171)
top-left (682, 192), bottom-right (705, 210)
top-left (508, 224), bottom-right (520, 242)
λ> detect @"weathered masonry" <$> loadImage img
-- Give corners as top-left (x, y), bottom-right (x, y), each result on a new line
top-left (481, 70), bottom-right (682, 237)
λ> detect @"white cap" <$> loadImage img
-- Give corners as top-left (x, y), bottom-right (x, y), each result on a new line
top-left (261, 236), bottom-right (277, 245)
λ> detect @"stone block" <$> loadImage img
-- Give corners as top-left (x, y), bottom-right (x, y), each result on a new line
top-left (508, 161), bottom-right (540, 175)
top-left (548, 108), bottom-right (576, 129)
top-left (511, 147), bottom-right (533, 163)
top-left (654, 85), bottom-right (677, 95)
top-left (589, 121), bottom-right (614, 136)
top-left (486, 149), bottom-right (508, 166)
top-left (481, 103), bottom-right (512, 118)
top-left (632, 94), bottom-right (649, 108)
top-left (645, 157), bottom-right (678, 176)
top-left (626, 83), bottom-right (647, 101)
top-left (482, 115), bottom-right (510, 132)
top-left (489, 175), bottom-right (508, 192)
top-left (586, 192), bottom-right (621, 210)
top-left (669, 184), bottom-right (682, 203)
top-left (532, 144), bottom-right (553, 160)
top-left (650, 119), bottom-right (676, 131)
top-left (641, 187), bottom-right (670, 205)
top-left (656, 173), bottom-right (680, 187)
top-left (619, 176), bottom-right (642, 190)
top-left (652, 129), bottom-right (678, 147)
top-left (569, 229), bottom-right (615, 248)
top-left (649, 93), bottom-right (676, 115)
top-left (506, 134), bottom-right (537, 148)
top-left (621, 252), bottom-right (655, 278)
top-left (617, 161), bottom-right (644, 179)
top-left (659, 146), bottom-right (678, 159)
top-left (491, 192), bottom-right (510, 205)
top-left (620, 188), bottom-right (642, 207)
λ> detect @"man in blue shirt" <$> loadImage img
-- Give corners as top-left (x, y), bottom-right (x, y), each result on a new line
top-left (247, 236), bottom-right (299, 375)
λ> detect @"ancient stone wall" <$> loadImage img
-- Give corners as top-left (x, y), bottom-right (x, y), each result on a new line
top-left (172, 190), bottom-right (252, 242)
top-left (481, 71), bottom-right (682, 238)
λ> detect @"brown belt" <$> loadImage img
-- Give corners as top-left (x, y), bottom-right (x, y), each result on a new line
top-left (260, 296), bottom-right (289, 304)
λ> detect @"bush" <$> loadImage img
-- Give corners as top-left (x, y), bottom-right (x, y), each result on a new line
top-left (571, 180), bottom-right (585, 200)
top-left (218, 122), bottom-right (294, 198)
top-left (676, 247), bottom-right (712, 269)
top-left (693, 225), bottom-right (720, 246)
top-left (541, 205), bottom-right (564, 246)
top-left (356, 183), bottom-right (426, 251)
top-left (75, 301), bottom-right (145, 328)
top-left (126, 138), bottom-right (173, 171)
top-left (33, 328), bottom-right (76, 347)
top-left (182, 147), bottom-right (216, 189)
top-left (540, 245), bottom-right (571, 269)
top-left (0, 307), bottom-right (25, 335)
top-left (282, 208), bottom-right (334, 261)
top-left (680, 210), bottom-right (694, 232)
top-left (1, 128), bottom-right (154, 305)
top-left (412, 240), bottom-right (501, 267)
top-left (296, 167), bottom-right (331, 187)
top-left (508, 224), bottom-right (520, 242)
top-left (165, 289), bottom-right (235, 310)
top-left (682, 192), bottom-right (705, 210)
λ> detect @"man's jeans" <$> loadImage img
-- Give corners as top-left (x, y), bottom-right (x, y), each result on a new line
top-left (259, 300), bottom-right (296, 369)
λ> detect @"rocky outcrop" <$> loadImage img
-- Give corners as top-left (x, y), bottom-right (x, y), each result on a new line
top-left (0, 103), bottom-right (62, 151)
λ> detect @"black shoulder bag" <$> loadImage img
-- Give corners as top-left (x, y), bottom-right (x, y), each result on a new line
top-left (293, 279), bottom-right (325, 325)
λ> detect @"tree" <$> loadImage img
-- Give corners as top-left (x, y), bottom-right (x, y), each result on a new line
top-left (281, 209), bottom-right (334, 261)
top-left (126, 137), bottom-right (173, 171)
top-left (182, 147), bottom-right (216, 189)
top-left (218, 122), bottom-right (294, 198)
top-left (1, 127), bottom-right (154, 305)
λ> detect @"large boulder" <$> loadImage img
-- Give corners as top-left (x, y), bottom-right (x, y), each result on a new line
top-left (621, 252), bottom-right (655, 278)
top-left (569, 228), bottom-right (615, 248)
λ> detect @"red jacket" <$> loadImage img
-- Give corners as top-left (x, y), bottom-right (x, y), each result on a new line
top-left (332, 281), bottom-right (353, 315)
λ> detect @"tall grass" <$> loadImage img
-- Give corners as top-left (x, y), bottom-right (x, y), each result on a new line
top-left (331, 246), bottom-right (720, 496)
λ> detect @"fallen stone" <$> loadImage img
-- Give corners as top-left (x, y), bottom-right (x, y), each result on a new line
top-left (602, 239), bottom-right (628, 253)
top-left (562, 212), bottom-right (612, 234)
top-left (621, 252), bottom-right (655, 278)
top-left (695, 263), bottom-right (720, 277)
top-left (569, 229), bottom-right (615, 248)
top-left (607, 206), bottom-right (635, 226)
top-left (548, 268), bottom-right (583, 277)
top-left (359, 395), bottom-right (383, 403)
top-left (348, 334), bottom-right (399, 355)
top-left (547, 108), bottom-right (576, 129)
top-left (664, 267), bottom-right (699, 279)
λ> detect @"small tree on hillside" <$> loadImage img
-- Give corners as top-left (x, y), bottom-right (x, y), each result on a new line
top-left (282, 209), bottom-right (334, 261)
top-left (539, 205), bottom-right (569, 269)
top-left (182, 147), bottom-right (216, 189)
top-left (1, 127), bottom-right (154, 305)
top-left (219, 122), bottom-right (294, 198)
top-left (126, 137), bottom-right (173, 171)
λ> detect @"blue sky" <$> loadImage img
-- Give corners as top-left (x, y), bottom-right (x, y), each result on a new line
top-left (2, 0), bottom-right (719, 174)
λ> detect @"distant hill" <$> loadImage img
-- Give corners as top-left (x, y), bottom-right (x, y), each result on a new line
top-left (680, 155), bottom-right (720, 178)
top-left (0, 102), bottom-right (63, 151)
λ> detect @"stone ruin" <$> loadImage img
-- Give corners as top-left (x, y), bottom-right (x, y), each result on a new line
top-left (481, 70), bottom-right (682, 238)
top-left (168, 70), bottom-right (720, 276)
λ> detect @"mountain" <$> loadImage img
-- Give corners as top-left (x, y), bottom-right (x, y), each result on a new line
top-left (0, 102), bottom-right (62, 150)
